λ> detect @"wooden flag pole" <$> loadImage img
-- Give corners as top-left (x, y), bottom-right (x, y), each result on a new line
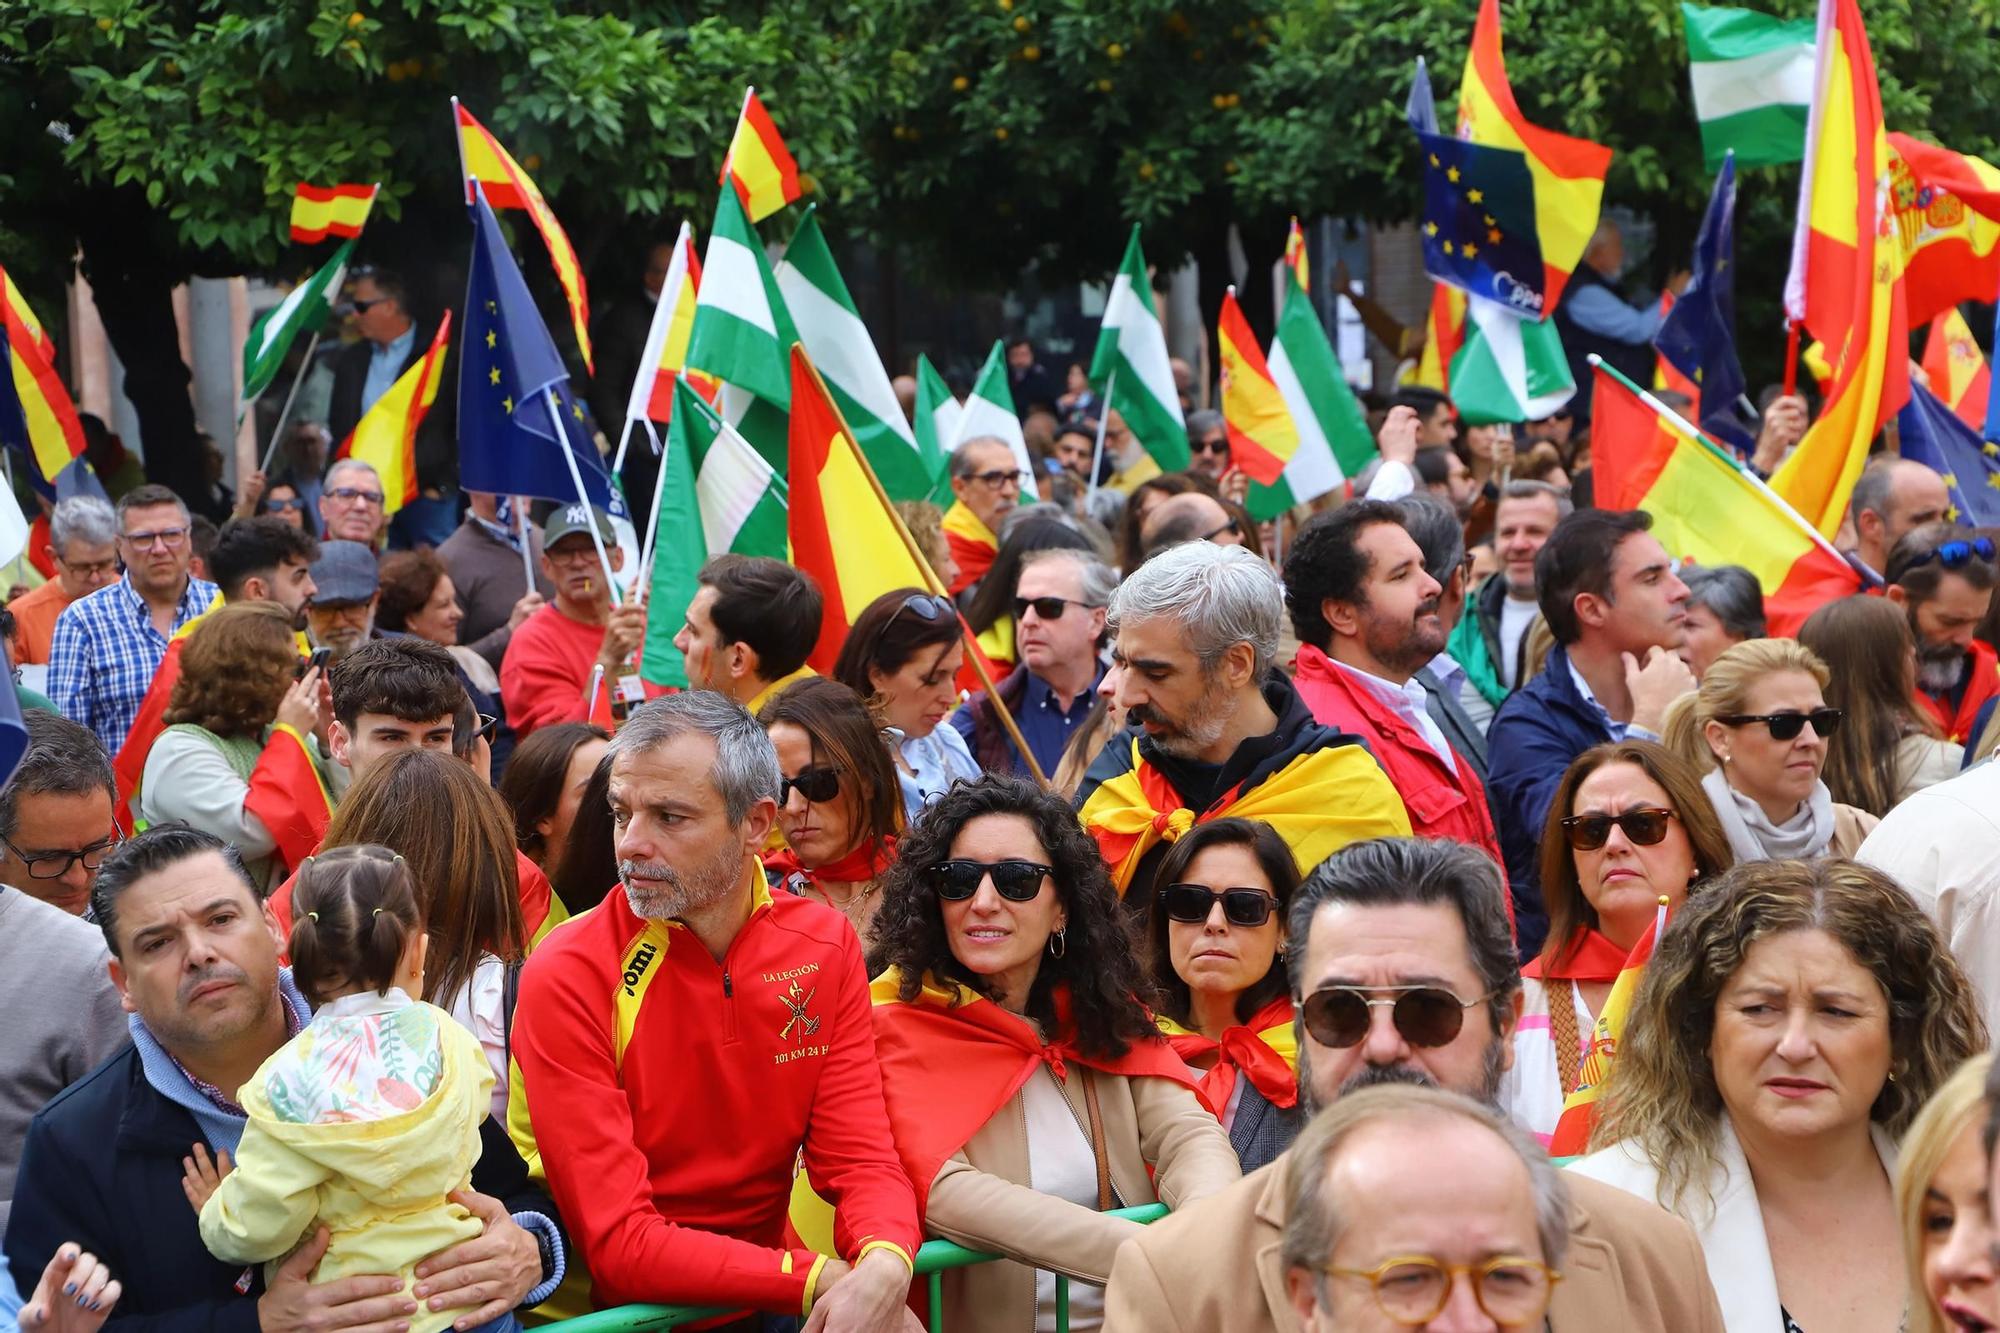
top-left (796, 348), bottom-right (1051, 789)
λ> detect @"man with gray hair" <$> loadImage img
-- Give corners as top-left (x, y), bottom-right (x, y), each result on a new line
top-left (10, 495), bottom-right (118, 665)
top-left (1075, 541), bottom-right (1409, 900)
top-left (317, 456), bottom-right (389, 547)
top-left (943, 435), bottom-right (1026, 596)
top-left (508, 692), bottom-right (924, 1327)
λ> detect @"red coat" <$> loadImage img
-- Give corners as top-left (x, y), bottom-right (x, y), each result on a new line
top-left (1292, 644), bottom-right (1507, 879)
top-left (1916, 636), bottom-right (2000, 744)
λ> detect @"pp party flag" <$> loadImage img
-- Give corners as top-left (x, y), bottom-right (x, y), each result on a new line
top-left (1682, 4), bottom-right (1816, 171)
top-left (1896, 380), bottom-right (2000, 528)
top-left (719, 87), bottom-right (804, 224)
top-left (1547, 897), bottom-right (1669, 1158)
top-left (1882, 135), bottom-right (2000, 328)
top-left (640, 379), bottom-right (788, 688)
top-left (1921, 309), bottom-right (1991, 430)
top-left (1217, 290), bottom-right (1299, 493)
top-left (335, 310), bottom-right (451, 516)
top-left (1283, 217), bottom-right (1309, 292)
top-left (952, 341), bottom-right (1040, 501)
top-left (776, 207), bottom-right (939, 501)
top-left (241, 241), bottom-right (353, 403)
top-left (914, 355), bottom-right (963, 485)
top-left (0, 266), bottom-right (86, 486)
top-left (289, 182), bottom-right (377, 244)
top-left (1449, 296), bottom-right (1574, 425)
top-left (624, 222), bottom-right (714, 424)
top-left (1251, 277), bottom-right (1375, 520)
top-left (454, 100), bottom-right (594, 374)
top-left (687, 183), bottom-right (799, 419)
top-left (787, 347), bottom-right (934, 674)
top-left (1456, 0), bottom-right (1612, 318)
top-left (1775, 0), bottom-right (1909, 539)
top-left (1412, 282), bottom-right (1469, 392)
top-left (1654, 154), bottom-right (1755, 454)
top-left (1589, 360), bottom-right (1859, 635)
top-left (1089, 226), bottom-right (1189, 472)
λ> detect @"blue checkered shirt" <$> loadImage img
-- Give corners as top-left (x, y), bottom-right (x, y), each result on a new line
top-left (48, 575), bottom-right (219, 751)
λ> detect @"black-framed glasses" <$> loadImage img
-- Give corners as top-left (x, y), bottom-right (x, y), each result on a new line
top-left (1324, 1255), bottom-right (1562, 1325)
top-left (933, 859), bottom-right (1052, 902)
top-left (58, 554), bottom-right (120, 578)
top-left (326, 486), bottom-right (385, 506)
top-left (1301, 985), bottom-right (1488, 1049)
top-left (967, 468), bottom-right (1026, 490)
top-left (1191, 436), bottom-right (1230, 456)
top-left (1902, 536), bottom-right (1997, 574)
top-left (1560, 808), bottom-right (1677, 852)
top-left (1, 830), bottom-right (123, 881)
top-left (896, 592), bottom-right (955, 622)
top-left (1159, 883), bottom-right (1278, 927)
top-left (476, 713), bottom-right (500, 743)
top-left (1014, 595), bottom-right (1086, 622)
top-left (778, 766), bottom-right (841, 806)
top-left (1714, 708), bottom-right (1844, 742)
top-left (1202, 518), bottom-right (1241, 542)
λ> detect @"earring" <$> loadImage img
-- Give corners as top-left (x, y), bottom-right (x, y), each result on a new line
top-left (1722, 752), bottom-right (1732, 765)
top-left (1049, 927), bottom-right (1067, 959)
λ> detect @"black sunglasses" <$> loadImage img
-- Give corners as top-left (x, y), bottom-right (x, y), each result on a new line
top-left (1192, 436), bottom-right (1230, 456)
top-left (778, 766), bottom-right (841, 806)
top-left (1014, 595), bottom-right (1086, 622)
top-left (1715, 708), bottom-right (1844, 742)
top-left (350, 297), bottom-right (384, 314)
top-left (933, 859), bottom-right (1052, 902)
top-left (1159, 883), bottom-right (1278, 927)
top-left (1301, 985), bottom-right (1487, 1050)
top-left (1202, 518), bottom-right (1241, 541)
top-left (1560, 807), bottom-right (1677, 852)
top-left (897, 592), bottom-right (955, 622)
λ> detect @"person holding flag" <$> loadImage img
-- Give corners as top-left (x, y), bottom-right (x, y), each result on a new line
top-left (500, 504), bottom-right (645, 739)
top-left (327, 267), bottom-right (458, 548)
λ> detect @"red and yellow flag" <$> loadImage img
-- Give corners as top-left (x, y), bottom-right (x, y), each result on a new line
top-left (1283, 217), bottom-right (1309, 293)
top-left (289, 183), bottom-right (377, 244)
top-left (1773, 0), bottom-right (1908, 539)
top-left (1217, 290), bottom-right (1299, 487)
top-left (454, 101), bottom-right (594, 374)
top-left (1547, 899), bottom-right (1667, 1157)
top-left (1922, 309), bottom-right (1992, 430)
top-left (1456, 0), bottom-right (1612, 317)
top-left (334, 310), bottom-right (450, 515)
top-left (1411, 282), bottom-right (1469, 391)
top-left (636, 230), bottom-right (717, 422)
top-left (719, 87), bottom-right (803, 224)
top-left (1882, 135), bottom-right (2000, 328)
top-left (0, 265), bottom-right (86, 485)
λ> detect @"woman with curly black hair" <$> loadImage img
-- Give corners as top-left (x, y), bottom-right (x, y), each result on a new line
top-left (865, 775), bottom-right (1239, 1333)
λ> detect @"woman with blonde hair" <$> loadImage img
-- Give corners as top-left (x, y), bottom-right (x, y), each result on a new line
top-left (1662, 637), bottom-right (1876, 862)
top-left (1895, 1055), bottom-right (1998, 1333)
top-left (1798, 596), bottom-right (1961, 815)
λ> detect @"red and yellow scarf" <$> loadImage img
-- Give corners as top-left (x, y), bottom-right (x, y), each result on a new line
top-left (1156, 995), bottom-right (1298, 1119)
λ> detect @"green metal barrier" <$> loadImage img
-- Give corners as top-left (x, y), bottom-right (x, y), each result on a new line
top-left (552, 1203), bottom-right (1169, 1333)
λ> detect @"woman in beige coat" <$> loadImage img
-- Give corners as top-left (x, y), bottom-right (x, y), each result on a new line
top-left (867, 777), bottom-right (1240, 1333)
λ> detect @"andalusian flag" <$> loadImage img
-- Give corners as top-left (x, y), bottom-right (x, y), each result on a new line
top-left (1921, 309), bottom-right (1991, 430)
top-left (454, 100), bottom-right (595, 373)
top-left (1457, 0), bottom-right (1612, 316)
top-left (719, 87), bottom-right (804, 224)
top-left (0, 266), bottom-right (87, 487)
top-left (1283, 217), bottom-right (1310, 292)
top-left (914, 354), bottom-right (963, 493)
top-left (687, 184), bottom-right (798, 415)
top-left (624, 222), bottom-right (714, 424)
top-left (1217, 290), bottom-right (1300, 494)
top-left (1774, 0), bottom-right (1908, 539)
top-left (289, 182), bottom-right (377, 244)
top-left (787, 347), bottom-right (934, 674)
top-left (776, 208), bottom-right (938, 501)
top-left (1412, 282), bottom-right (1468, 391)
top-left (1683, 4), bottom-right (1816, 171)
top-left (1252, 262), bottom-right (1375, 519)
top-left (242, 241), bottom-right (353, 403)
top-left (951, 341), bottom-right (1039, 500)
top-left (335, 311), bottom-right (451, 516)
top-left (1547, 899), bottom-right (1669, 1157)
top-left (1449, 296), bottom-right (1574, 425)
top-left (1884, 134), bottom-right (2000, 328)
top-left (1591, 361), bottom-right (1859, 635)
top-left (1090, 226), bottom-right (1189, 471)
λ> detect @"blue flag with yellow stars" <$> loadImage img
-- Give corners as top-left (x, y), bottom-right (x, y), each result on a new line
top-left (1655, 154), bottom-right (1754, 454)
top-left (1409, 60), bottom-right (1544, 316)
top-left (458, 183), bottom-right (615, 510)
top-left (1899, 378), bottom-right (2000, 527)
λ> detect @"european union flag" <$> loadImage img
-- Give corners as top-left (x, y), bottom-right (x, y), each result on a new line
top-left (458, 183), bottom-right (616, 512)
top-left (1900, 378), bottom-right (2000, 527)
top-left (1655, 155), bottom-right (1754, 454)
top-left (1414, 133), bottom-right (1546, 318)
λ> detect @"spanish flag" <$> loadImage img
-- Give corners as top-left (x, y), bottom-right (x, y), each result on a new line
top-left (719, 87), bottom-right (804, 224)
top-left (1156, 995), bottom-right (1299, 1121)
top-left (1283, 216), bottom-right (1309, 292)
top-left (0, 266), bottom-right (86, 486)
top-left (454, 100), bottom-right (594, 374)
top-left (335, 310), bottom-right (450, 516)
top-left (289, 182), bottom-right (377, 244)
top-left (1548, 898), bottom-right (1667, 1157)
top-left (1217, 289), bottom-right (1299, 487)
top-left (1921, 308), bottom-right (1991, 430)
top-left (626, 224), bottom-right (716, 424)
top-left (1411, 281), bottom-right (1468, 391)
top-left (1883, 134), bottom-right (2000, 327)
top-left (1456, 0), bottom-right (1612, 317)
top-left (241, 725), bottom-right (335, 877)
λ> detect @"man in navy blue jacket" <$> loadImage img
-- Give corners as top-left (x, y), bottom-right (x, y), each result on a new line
top-left (1486, 511), bottom-right (1696, 961)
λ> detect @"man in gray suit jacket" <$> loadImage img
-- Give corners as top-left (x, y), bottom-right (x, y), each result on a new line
top-left (1397, 494), bottom-right (1490, 784)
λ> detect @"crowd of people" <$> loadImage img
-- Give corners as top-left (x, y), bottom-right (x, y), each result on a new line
top-left (11, 289), bottom-right (2000, 1333)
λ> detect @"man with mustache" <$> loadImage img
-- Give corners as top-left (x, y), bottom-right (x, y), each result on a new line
top-left (1101, 837), bottom-right (1724, 1332)
top-left (1884, 522), bottom-right (2000, 745)
top-left (507, 692), bottom-right (924, 1329)
top-left (1284, 502), bottom-right (1502, 875)
top-left (1075, 541), bottom-right (1410, 902)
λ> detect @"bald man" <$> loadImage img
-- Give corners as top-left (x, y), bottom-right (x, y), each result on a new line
top-left (1139, 491), bottom-right (1245, 562)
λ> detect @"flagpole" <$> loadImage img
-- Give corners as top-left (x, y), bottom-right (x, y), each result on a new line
top-left (1781, 321), bottom-right (1801, 398)
top-left (636, 419), bottom-right (673, 591)
top-left (796, 347), bottom-right (1051, 789)
top-left (514, 499), bottom-right (536, 592)
top-left (1084, 368), bottom-right (1117, 504)
top-left (542, 388), bottom-right (623, 607)
top-left (256, 331), bottom-right (321, 477)
top-left (610, 417), bottom-right (638, 478)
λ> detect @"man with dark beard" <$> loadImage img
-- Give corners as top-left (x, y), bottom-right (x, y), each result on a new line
top-left (1885, 522), bottom-right (2000, 744)
top-left (506, 692), bottom-right (924, 1328)
top-left (1284, 502), bottom-right (1502, 874)
top-left (1100, 838), bottom-right (1725, 1333)
top-left (1075, 541), bottom-right (1410, 901)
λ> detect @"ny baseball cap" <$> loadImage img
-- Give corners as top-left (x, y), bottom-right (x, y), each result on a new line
top-left (543, 503), bottom-right (615, 548)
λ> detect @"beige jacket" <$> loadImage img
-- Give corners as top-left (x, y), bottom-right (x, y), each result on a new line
top-left (1102, 1152), bottom-right (1725, 1333)
top-left (923, 1066), bottom-right (1240, 1333)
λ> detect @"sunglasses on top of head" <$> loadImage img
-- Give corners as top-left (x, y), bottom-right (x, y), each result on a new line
top-left (896, 593), bottom-right (955, 623)
top-left (1902, 536), bottom-right (1997, 574)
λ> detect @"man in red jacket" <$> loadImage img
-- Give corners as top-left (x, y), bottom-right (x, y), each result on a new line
top-left (1284, 500), bottom-right (1505, 877)
top-left (501, 504), bottom-right (648, 737)
top-left (1886, 522), bottom-right (2000, 743)
top-left (508, 691), bottom-right (921, 1327)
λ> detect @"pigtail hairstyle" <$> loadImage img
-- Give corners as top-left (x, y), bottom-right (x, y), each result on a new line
top-left (289, 844), bottom-right (423, 1009)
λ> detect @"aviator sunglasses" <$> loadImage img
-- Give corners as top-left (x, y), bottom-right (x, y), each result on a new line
top-left (1301, 985), bottom-right (1489, 1049)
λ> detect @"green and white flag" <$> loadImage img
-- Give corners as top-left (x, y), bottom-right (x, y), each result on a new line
top-left (1683, 3), bottom-right (1815, 170)
top-left (951, 341), bottom-right (1040, 500)
top-left (1449, 296), bottom-right (1575, 425)
top-left (641, 379), bottom-right (789, 687)
top-left (242, 240), bottom-right (354, 403)
top-left (686, 185), bottom-right (798, 414)
top-left (775, 208), bottom-right (938, 501)
top-left (1089, 225), bottom-right (1189, 472)
top-left (914, 354), bottom-right (962, 503)
top-left (1248, 287), bottom-right (1375, 520)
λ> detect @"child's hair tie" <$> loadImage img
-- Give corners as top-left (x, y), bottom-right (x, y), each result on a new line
top-left (372, 907), bottom-right (383, 916)
top-left (306, 911), bottom-right (318, 922)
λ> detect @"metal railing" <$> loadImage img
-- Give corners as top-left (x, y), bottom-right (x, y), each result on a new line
top-left (552, 1203), bottom-right (1169, 1333)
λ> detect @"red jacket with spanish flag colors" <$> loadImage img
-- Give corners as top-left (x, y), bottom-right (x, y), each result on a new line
top-left (941, 501), bottom-right (998, 597)
top-left (1916, 636), bottom-right (2000, 745)
top-left (507, 864), bottom-right (919, 1315)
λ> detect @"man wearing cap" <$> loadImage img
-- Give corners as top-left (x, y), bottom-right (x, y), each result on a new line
top-left (306, 540), bottom-right (381, 663)
top-left (502, 504), bottom-right (647, 738)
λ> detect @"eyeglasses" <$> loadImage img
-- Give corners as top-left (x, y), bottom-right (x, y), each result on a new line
top-left (896, 592), bottom-right (955, 622)
top-left (1560, 807), bottom-right (1678, 852)
top-left (119, 526), bottom-right (189, 551)
top-left (546, 543), bottom-right (601, 567)
top-left (1202, 518), bottom-right (1241, 542)
top-left (1715, 709), bottom-right (1844, 742)
top-left (966, 469), bottom-right (1027, 490)
top-left (778, 766), bottom-right (841, 806)
top-left (326, 486), bottom-right (385, 507)
top-left (1014, 595), bottom-right (1088, 622)
top-left (1192, 436), bottom-right (1230, 456)
top-left (1, 830), bottom-right (123, 881)
top-left (933, 859), bottom-right (1053, 902)
top-left (58, 554), bottom-right (120, 578)
top-left (1159, 883), bottom-right (1278, 927)
top-left (1903, 536), bottom-right (1997, 573)
top-left (1301, 985), bottom-right (1488, 1049)
top-left (1325, 1255), bottom-right (1562, 1326)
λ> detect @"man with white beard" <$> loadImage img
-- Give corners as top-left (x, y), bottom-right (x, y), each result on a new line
top-left (506, 693), bottom-right (924, 1328)
top-left (1885, 522), bottom-right (2000, 744)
